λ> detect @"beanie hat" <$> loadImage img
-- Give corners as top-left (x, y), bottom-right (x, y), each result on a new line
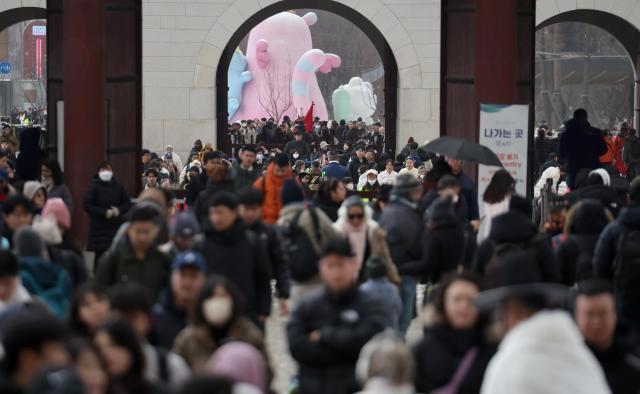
top-left (22, 181), bottom-right (45, 201)
top-left (392, 174), bottom-right (422, 197)
top-left (366, 255), bottom-right (387, 279)
top-left (427, 197), bottom-right (455, 223)
top-left (280, 179), bottom-right (304, 207)
top-left (32, 215), bottom-right (63, 245)
top-left (13, 227), bottom-right (45, 257)
top-left (42, 198), bottom-right (71, 230)
top-left (170, 211), bottom-right (200, 237)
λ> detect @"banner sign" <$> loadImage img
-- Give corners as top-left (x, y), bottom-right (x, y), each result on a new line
top-left (32, 26), bottom-right (46, 36)
top-left (478, 103), bottom-right (529, 217)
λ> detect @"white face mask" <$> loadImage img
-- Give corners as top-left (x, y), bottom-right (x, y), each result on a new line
top-left (345, 183), bottom-right (354, 191)
top-left (203, 297), bottom-right (232, 327)
top-left (161, 168), bottom-right (170, 175)
top-left (256, 154), bottom-right (264, 162)
top-left (452, 194), bottom-right (459, 204)
top-left (293, 153), bottom-right (300, 159)
top-left (98, 170), bottom-right (113, 182)
top-left (368, 179), bottom-right (376, 185)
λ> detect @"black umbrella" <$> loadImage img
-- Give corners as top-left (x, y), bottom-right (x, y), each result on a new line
top-left (423, 136), bottom-right (503, 167)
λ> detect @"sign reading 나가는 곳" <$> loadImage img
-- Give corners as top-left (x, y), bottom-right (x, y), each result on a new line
top-left (478, 104), bottom-right (529, 218)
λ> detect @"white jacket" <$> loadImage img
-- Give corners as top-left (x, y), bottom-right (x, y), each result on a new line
top-left (534, 166), bottom-right (560, 198)
top-left (481, 310), bottom-right (611, 394)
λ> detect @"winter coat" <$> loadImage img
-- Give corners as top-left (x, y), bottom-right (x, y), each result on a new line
top-left (588, 327), bottom-right (640, 394)
top-left (247, 220), bottom-right (290, 299)
top-left (49, 245), bottom-right (88, 288)
top-left (15, 127), bottom-right (43, 181)
top-left (401, 219), bottom-right (471, 283)
top-left (287, 285), bottom-right (389, 394)
top-left (413, 320), bottom-right (495, 394)
top-left (173, 318), bottom-right (264, 373)
top-left (185, 172), bottom-right (208, 206)
top-left (47, 183), bottom-right (74, 214)
top-left (83, 175), bottom-right (132, 252)
top-left (555, 234), bottom-right (599, 285)
top-left (360, 278), bottom-right (402, 330)
top-left (622, 135), bottom-right (640, 165)
top-left (480, 310), bottom-right (611, 394)
top-left (334, 205), bottom-right (401, 285)
top-left (142, 342), bottom-right (190, 385)
top-left (613, 135), bottom-right (628, 175)
top-left (600, 136), bottom-right (615, 164)
top-left (348, 157), bottom-right (369, 182)
top-left (253, 163), bottom-right (294, 224)
top-left (0, 281), bottom-right (31, 314)
top-left (558, 120), bottom-right (607, 187)
top-left (231, 161), bottom-right (261, 191)
top-left (194, 220), bottom-right (272, 317)
top-left (568, 185), bottom-right (620, 217)
top-left (192, 177), bottom-right (236, 226)
top-left (378, 197), bottom-right (423, 275)
top-left (151, 290), bottom-right (190, 350)
top-left (95, 236), bottom-right (171, 301)
top-left (455, 171), bottom-right (479, 221)
top-left (323, 162), bottom-right (349, 181)
top-left (316, 199), bottom-right (342, 222)
top-left (421, 189), bottom-right (470, 224)
top-left (0, 131), bottom-right (19, 154)
top-left (593, 206), bottom-right (640, 280)
top-left (19, 256), bottom-right (72, 318)
top-left (474, 211), bottom-right (559, 282)
top-left (278, 202), bottom-right (336, 257)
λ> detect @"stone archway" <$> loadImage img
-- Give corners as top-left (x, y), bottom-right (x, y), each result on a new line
top-left (180, 0), bottom-right (440, 154)
top-left (210, 1), bottom-right (399, 154)
top-left (0, 2), bottom-right (46, 31)
top-left (536, 0), bottom-right (640, 129)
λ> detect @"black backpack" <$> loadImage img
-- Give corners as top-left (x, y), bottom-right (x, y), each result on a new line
top-left (614, 226), bottom-right (640, 303)
top-left (281, 208), bottom-right (322, 282)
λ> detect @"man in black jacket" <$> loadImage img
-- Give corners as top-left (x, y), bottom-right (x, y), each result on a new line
top-left (347, 146), bottom-right (368, 182)
top-left (194, 192), bottom-right (272, 323)
top-left (238, 187), bottom-right (290, 315)
top-left (574, 279), bottom-right (640, 394)
top-left (230, 145), bottom-right (260, 191)
top-left (287, 237), bottom-right (388, 394)
top-left (185, 150), bottom-right (224, 206)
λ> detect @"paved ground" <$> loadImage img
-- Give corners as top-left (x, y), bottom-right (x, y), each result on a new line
top-left (265, 286), bottom-right (426, 393)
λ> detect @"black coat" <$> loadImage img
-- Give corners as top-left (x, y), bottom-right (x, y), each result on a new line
top-left (192, 178), bottom-right (236, 226)
top-left (185, 173), bottom-right (208, 206)
top-left (15, 127), bottom-right (43, 181)
top-left (400, 219), bottom-right (471, 283)
top-left (83, 176), bottom-right (132, 252)
top-left (316, 199), bottom-right (341, 222)
top-left (413, 324), bottom-right (495, 394)
top-left (287, 285), bottom-right (388, 394)
top-left (588, 328), bottom-right (640, 394)
top-left (248, 221), bottom-right (290, 299)
top-left (555, 234), bottom-right (599, 285)
top-left (151, 290), bottom-right (188, 350)
top-left (231, 162), bottom-right (261, 191)
top-left (558, 119), bottom-right (607, 187)
top-left (378, 198), bottom-right (423, 273)
top-left (347, 157), bottom-right (368, 182)
top-left (195, 220), bottom-right (271, 317)
top-left (473, 211), bottom-right (559, 282)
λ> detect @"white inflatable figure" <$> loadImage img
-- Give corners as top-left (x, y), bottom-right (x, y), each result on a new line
top-left (332, 77), bottom-right (377, 123)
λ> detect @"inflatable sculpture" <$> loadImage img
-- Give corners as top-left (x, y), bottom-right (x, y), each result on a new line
top-left (229, 11), bottom-right (341, 122)
top-left (228, 48), bottom-right (252, 119)
top-left (332, 77), bottom-right (377, 123)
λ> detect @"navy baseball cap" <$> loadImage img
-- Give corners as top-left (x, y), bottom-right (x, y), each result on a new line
top-left (172, 251), bottom-right (207, 273)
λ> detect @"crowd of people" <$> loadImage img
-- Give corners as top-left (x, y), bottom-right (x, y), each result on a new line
top-left (0, 109), bottom-right (638, 393)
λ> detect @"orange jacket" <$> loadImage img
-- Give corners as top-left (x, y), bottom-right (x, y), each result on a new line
top-left (599, 136), bottom-right (615, 164)
top-left (253, 163), bottom-right (293, 224)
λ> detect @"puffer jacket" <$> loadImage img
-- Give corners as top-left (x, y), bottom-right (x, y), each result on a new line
top-left (83, 175), bottom-right (132, 252)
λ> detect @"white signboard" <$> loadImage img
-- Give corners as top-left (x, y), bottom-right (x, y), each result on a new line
top-left (478, 104), bottom-right (529, 217)
top-left (32, 25), bottom-right (46, 36)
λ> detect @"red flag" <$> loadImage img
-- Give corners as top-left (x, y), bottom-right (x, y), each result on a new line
top-left (304, 102), bottom-right (314, 132)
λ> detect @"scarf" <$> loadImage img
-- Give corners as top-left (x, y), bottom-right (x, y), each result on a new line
top-left (344, 221), bottom-right (367, 271)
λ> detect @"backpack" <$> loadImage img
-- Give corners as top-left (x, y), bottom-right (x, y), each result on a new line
top-left (281, 208), bottom-right (322, 282)
top-left (614, 226), bottom-right (640, 303)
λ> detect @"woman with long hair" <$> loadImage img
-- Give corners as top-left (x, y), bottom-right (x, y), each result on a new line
top-left (68, 281), bottom-right (110, 337)
top-left (314, 178), bottom-right (347, 222)
top-left (479, 169), bottom-right (515, 243)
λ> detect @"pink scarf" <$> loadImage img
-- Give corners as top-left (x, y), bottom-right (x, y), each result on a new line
top-left (344, 221), bottom-right (367, 270)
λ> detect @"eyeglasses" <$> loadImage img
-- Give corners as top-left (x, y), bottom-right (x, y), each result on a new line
top-left (348, 213), bottom-right (364, 220)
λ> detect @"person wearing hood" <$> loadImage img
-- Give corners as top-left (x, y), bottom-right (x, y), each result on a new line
top-left (0, 250), bottom-right (31, 314)
top-left (593, 176), bottom-right (640, 339)
top-left (15, 227), bottom-right (72, 318)
top-left (574, 279), bottom-right (640, 394)
top-left (287, 237), bottom-right (388, 394)
top-left (473, 195), bottom-right (559, 283)
top-left (193, 192), bottom-right (271, 322)
top-left (254, 153), bottom-right (295, 224)
top-left (277, 179), bottom-right (336, 308)
top-left (173, 276), bottom-right (265, 373)
top-left (95, 205), bottom-right (170, 301)
top-left (22, 180), bottom-right (47, 214)
top-left (478, 251), bottom-right (610, 394)
top-left (568, 169), bottom-right (620, 216)
top-left (83, 161), bottom-right (132, 265)
top-left (558, 109), bottom-right (607, 189)
top-left (413, 272), bottom-right (495, 393)
top-left (555, 200), bottom-right (612, 285)
top-left (358, 169), bottom-right (380, 192)
top-left (41, 158), bottom-right (73, 213)
top-left (355, 331), bottom-right (416, 394)
top-left (151, 251), bottom-right (207, 350)
top-left (379, 174), bottom-right (424, 335)
top-left (231, 145), bottom-right (260, 191)
top-left (333, 196), bottom-right (400, 284)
